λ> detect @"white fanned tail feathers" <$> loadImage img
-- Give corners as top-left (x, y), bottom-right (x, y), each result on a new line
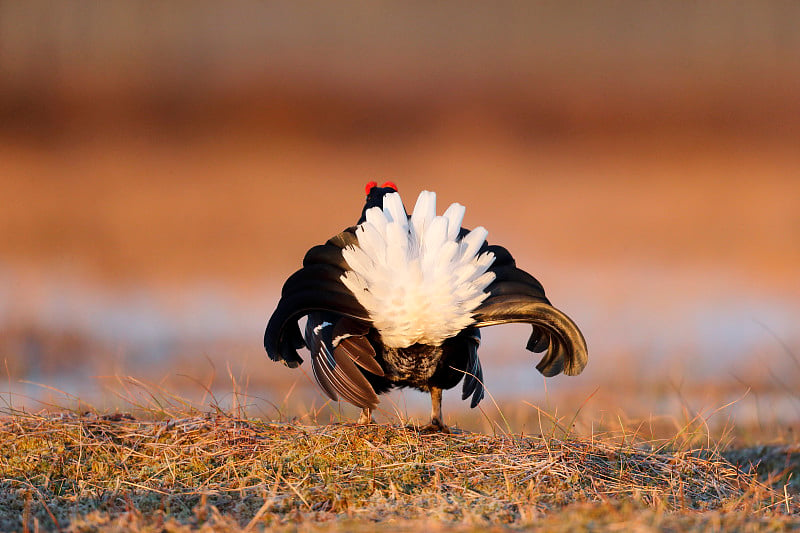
top-left (341, 191), bottom-right (496, 348)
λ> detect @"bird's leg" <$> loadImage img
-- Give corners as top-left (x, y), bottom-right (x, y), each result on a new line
top-left (420, 387), bottom-right (449, 433)
top-left (357, 407), bottom-right (373, 425)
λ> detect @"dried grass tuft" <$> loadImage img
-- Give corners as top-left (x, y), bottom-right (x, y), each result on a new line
top-left (1, 408), bottom-right (797, 531)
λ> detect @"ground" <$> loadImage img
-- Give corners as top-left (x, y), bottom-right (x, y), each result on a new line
top-left (1, 406), bottom-right (798, 532)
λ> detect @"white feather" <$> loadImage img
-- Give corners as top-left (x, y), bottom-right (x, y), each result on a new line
top-left (313, 321), bottom-right (332, 335)
top-left (442, 203), bottom-right (465, 241)
top-left (341, 190), bottom-right (496, 348)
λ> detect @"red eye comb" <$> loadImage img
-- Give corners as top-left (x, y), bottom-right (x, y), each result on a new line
top-left (382, 181), bottom-right (397, 191)
top-left (364, 181), bottom-right (378, 195)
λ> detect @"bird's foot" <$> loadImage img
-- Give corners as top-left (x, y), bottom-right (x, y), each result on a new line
top-left (357, 408), bottom-right (374, 425)
top-left (419, 417), bottom-right (450, 434)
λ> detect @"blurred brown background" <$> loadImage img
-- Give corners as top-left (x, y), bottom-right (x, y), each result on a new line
top-left (1, 3), bottom-right (799, 429)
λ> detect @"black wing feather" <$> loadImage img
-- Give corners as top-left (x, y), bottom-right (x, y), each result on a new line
top-left (265, 226), bottom-right (381, 408)
top-left (336, 337), bottom-right (384, 376)
top-left (330, 317), bottom-right (384, 376)
top-left (264, 228), bottom-right (371, 367)
top-left (459, 328), bottom-right (485, 408)
top-left (264, 287), bottom-right (369, 364)
top-left (306, 316), bottom-right (341, 401)
top-left (305, 312), bottom-right (379, 409)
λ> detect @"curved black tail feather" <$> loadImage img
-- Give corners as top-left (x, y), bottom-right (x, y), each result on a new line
top-left (473, 242), bottom-right (588, 378)
top-left (472, 293), bottom-right (588, 377)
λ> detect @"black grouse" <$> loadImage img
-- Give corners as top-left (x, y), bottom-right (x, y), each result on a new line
top-left (264, 181), bottom-right (588, 431)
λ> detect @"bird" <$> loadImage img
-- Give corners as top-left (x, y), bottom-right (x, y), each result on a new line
top-left (264, 181), bottom-right (588, 432)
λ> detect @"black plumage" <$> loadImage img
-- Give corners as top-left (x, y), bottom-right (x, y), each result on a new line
top-left (264, 182), bottom-right (588, 431)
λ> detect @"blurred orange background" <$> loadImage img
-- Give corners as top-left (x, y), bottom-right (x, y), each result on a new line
top-left (1, 3), bottom-right (798, 427)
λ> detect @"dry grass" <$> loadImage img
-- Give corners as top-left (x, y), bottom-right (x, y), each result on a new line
top-left (1, 404), bottom-right (798, 532)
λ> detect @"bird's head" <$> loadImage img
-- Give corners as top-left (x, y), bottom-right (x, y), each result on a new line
top-left (359, 180), bottom-right (399, 223)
